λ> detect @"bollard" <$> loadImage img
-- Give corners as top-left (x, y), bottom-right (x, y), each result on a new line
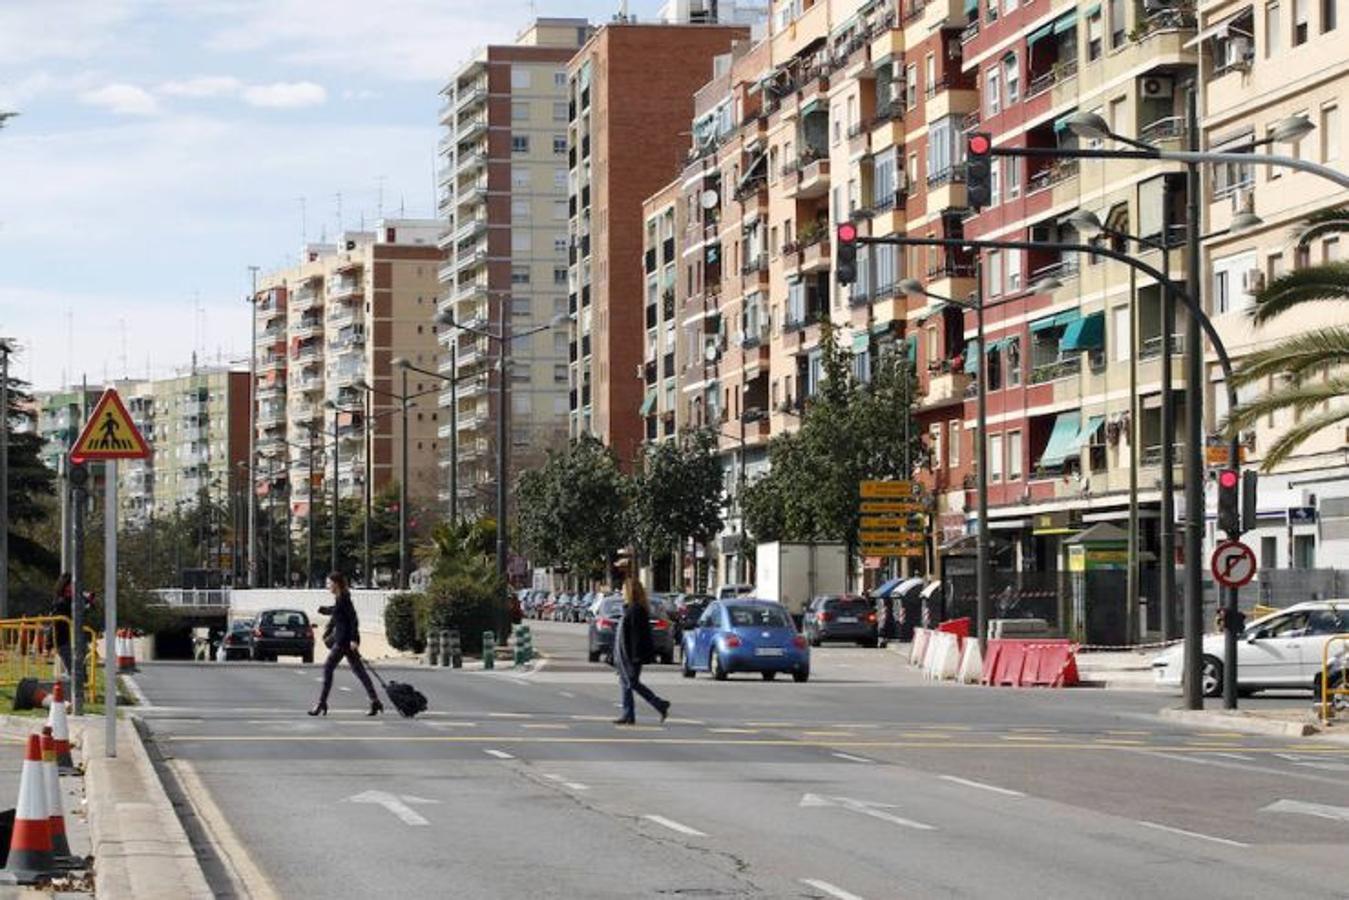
top-left (425, 630), bottom-right (440, 667)
top-left (513, 625), bottom-right (524, 667)
top-left (518, 625), bottom-right (533, 664)
top-left (482, 631), bottom-right (495, 670)
top-left (438, 630), bottom-right (452, 668)
top-left (448, 629), bottom-right (462, 669)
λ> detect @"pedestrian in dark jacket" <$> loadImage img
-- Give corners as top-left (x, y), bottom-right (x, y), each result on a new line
top-left (309, 572), bottom-right (382, 717)
top-left (51, 573), bottom-right (74, 679)
top-left (613, 579), bottom-right (670, 726)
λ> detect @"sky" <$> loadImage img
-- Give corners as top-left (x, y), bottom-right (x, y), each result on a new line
top-left (0, 0), bottom-right (658, 392)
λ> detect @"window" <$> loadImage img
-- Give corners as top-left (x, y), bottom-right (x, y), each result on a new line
top-left (1213, 268), bottom-right (1232, 314)
top-left (1109, 0), bottom-right (1126, 47)
top-left (986, 68), bottom-right (1000, 116)
top-left (1006, 430), bottom-right (1022, 480)
top-left (925, 115), bottom-right (961, 180)
top-left (1266, 1), bottom-right (1282, 54)
top-left (1007, 248), bottom-right (1022, 291)
top-left (512, 100), bottom-right (530, 121)
top-left (1088, 10), bottom-right (1104, 58)
top-left (554, 70), bottom-right (567, 88)
top-left (512, 296), bottom-right (531, 316)
top-left (989, 159), bottom-right (1001, 206)
top-left (1322, 104), bottom-right (1340, 161)
top-left (1006, 337), bottom-right (1021, 386)
top-left (1326, 237), bottom-right (1342, 261)
top-left (512, 134), bottom-right (529, 153)
top-left (989, 433), bottom-right (1004, 482)
top-left (987, 0), bottom-right (999, 21)
top-left (1294, 0), bottom-right (1308, 43)
top-left (553, 101), bottom-right (568, 121)
top-left (949, 421), bottom-right (961, 466)
top-left (552, 200), bottom-right (567, 220)
top-left (1112, 305), bottom-right (1130, 362)
top-left (1005, 156), bottom-right (1021, 199)
top-left (1293, 534), bottom-right (1316, 568)
top-left (1004, 54), bottom-right (1019, 103)
top-left (511, 66), bottom-right (530, 89)
top-left (987, 250), bottom-right (1003, 295)
top-left (553, 267), bottom-right (568, 284)
top-left (1325, 0), bottom-right (1338, 31)
top-left (511, 198), bottom-right (528, 220)
top-left (926, 325), bottom-right (939, 363)
top-left (929, 423), bottom-right (943, 469)
top-left (908, 152), bottom-right (919, 187)
top-left (1261, 536), bottom-right (1278, 567)
top-left (924, 54), bottom-right (935, 96)
top-left (554, 237), bottom-right (567, 255)
top-left (511, 265), bottom-right (531, 284)
top-left (553, 170), bottom-right (566, 189)
top-left (905, 64), bottom-right (918, 108)
top-left (553, 135), bottom-right (567, 154)
top-left (512, 167), bottom-right (530, 189)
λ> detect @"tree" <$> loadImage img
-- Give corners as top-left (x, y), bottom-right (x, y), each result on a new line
top-left (630, 429), bottom-right (724, 580)
top-left (5, 371), bottom-right (58, 592)
top-left (1225, 207), bottom-right (1349, 470)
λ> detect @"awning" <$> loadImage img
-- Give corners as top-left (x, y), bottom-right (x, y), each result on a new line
top-left (964, 0), bottom-right (979, 15)
top-left (915, 301), bottom-right (949, 323)
top-left (1053, 113), bottom-right (1076, 134)
top-left (1027, 21), bottom-right (1054, 46)
top-left (639, 389), bottom-right (657, 416)
top-left (921, 580), bottom-right (943, 599)
top-left (1185, 6), bottom-right (1253, 47)
top-left (851, 332), bottom-right (871, 352)
top-left (801, 98), bottom-right (825, 117)
top-left (737, 152), bottom-right (767, 194)
top-left (1069, 414), bottom-right (1105, 452)
top-left (1083, 2), bottom-right (1101, 15)
top-left (905, 334), bottom-right (918, 363)
top-left (963, 340), bottom-right (980, 373)
top-left (1059, 312), bottom-right (1104, 351)
top-left (1053, 12), bottom-right (1078, 34)
top-left (1029, 314), bottom-right (1060, 333)
top-left (1038, 411), bottom-right (1083, 468)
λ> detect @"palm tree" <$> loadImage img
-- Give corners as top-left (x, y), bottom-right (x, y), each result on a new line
top-left (1224, 206), bottom-right (1349, 470)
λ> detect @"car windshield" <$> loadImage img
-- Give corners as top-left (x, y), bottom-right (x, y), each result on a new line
top-left (727, 605), bottom-right (791, 628)
top-left (825, 597), bottom-right (872, 614)
top-left (261, 611), bottom-right (307, 627)
top-left (599, 599), bottom-right (624, 617)
top-left (229, 621), bottom-right (253, 633)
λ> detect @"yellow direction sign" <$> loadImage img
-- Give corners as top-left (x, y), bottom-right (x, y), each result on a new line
top-left (862, 544), bottom-right (926, 559)
top-left (860, 480), bottom-right (916, 499)
top-left (858, 531), bottom-right (925, 545)
top-left (70, 389), bottom-right (151, 462)
top-left (860, 516), bottom-right (921, 531)
top-left (861, 500), bottom-right (924, 514)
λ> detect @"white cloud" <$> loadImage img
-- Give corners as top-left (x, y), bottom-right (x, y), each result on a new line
top-left (159, 76), bottom-right (244, 98)
top-left (241, 81), bottom-right (327, 108)
top-left (79, 83), bottom-right (161, 116)
top-left (342, 88), bottom-right (380, 101)
top-left (0, 2), bottom-right (136, 65)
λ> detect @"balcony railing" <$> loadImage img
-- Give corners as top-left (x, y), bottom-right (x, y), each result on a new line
top-left (1029, 355), bottom-right (1082, 384)
top-left (1139, 333), bottom-right (1186, 360)
top-left (1139, 116), bottom-right (1184, 144)
top-left (1026, 59), bottom-right (1078, 99)
top-left (1027, 158), bottom-right (1080, 193)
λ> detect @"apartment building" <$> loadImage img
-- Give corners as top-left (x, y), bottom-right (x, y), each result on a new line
top-left (1196, 0), bottom-right (1349, 567)
top-left (437, 19), bottom-right (591, 520)
top-left (115, 368), bottom-right (250, 526)
top-left (567, 20), bottom-right (753, 470)
top-left (253, 220), bottom-right (444, 524)
top-left (33, 386), bottom-right (103, 471)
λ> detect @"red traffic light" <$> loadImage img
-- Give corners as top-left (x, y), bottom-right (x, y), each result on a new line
top-left (967, 133), bottom-right (992, 155)
top-left (1218, 469), bottom-right (1239, 489)
top-left (837, 222), bottom-right (858, 243)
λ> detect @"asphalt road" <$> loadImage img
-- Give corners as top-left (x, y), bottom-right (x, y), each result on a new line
top-left (129, 621), bottom-right (1349, 899)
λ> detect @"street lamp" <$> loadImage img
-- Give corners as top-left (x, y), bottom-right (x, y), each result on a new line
top-left (322, 399), bottom-right (346, 575)
top-left (897, 272), bottom-right (1061, 654)
top-left (438, 310), bottom-right (570, 582)
top-left (355, 373), bottom-right (413, 590)
top-left (402, 336), bottom-right (472, 527)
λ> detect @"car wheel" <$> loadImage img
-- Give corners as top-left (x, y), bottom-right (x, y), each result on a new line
top-left (302, 650), bottom-right (314, 664)
top-left (682, 656), bottom-right (695, 679)
top-left (1201, 655), bottom-right (1223, 698)
top-left (588, 649), bottom-right (600, 663)
top-left (809, 634), bottom-right (820, 648)
top-left (251, 648), bottom-right (264, 662)
top-left (660, 652), bottom-right (674, 665)
top-left (711, 650), bottom-right (728, 681)
top-left (793, 669), bottom-right (810, 683)
top-left (761, 671), bottom-right (777, 681)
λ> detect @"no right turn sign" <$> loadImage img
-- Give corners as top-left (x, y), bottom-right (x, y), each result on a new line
top-left (1211, 540), bottom-right (1257, 589)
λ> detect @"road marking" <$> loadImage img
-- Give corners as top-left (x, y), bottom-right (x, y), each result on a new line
top-left (898, 733), bottom-right (952, 740)
top-left (1145, 750), bottom-right (1349, 786)
top-left (643, 815), bottom-right (707, 837)
top-left (339, 687), bottom-right (352, 692)
top-left (800, 794), bottom-right (936, 831)
top-left (429, 721), bottom-right (478, 728)
top-left (1010, 727), bottom-right (1058, 733)
top-left (804, 731), bottom-right (856, 737)
top-left (543, 774), bottom-right (564, 780)
top-left (522, 723), bottom-right (569, 730)
top-left (122, 675), bottom-right (153, 709)
top-left (569, 715), bottom-right (613, 722)
top-left (668, 718), bottom-right (704, 725)
top-left (168, 760), bottom-right (278, 898)
top-left (1093, 739), bottom-right (1145, 746)
top-left (707, 728), bottom-right (759, 734)
top-left (483, 749), bottom-right (514, 759)
top-left (832, 752), bottom-right (873, 764)
top-left (1136, 820), bottom-right (1249, 848)
top-left (800, 878), bottom-right (865, 900)
top-left (1000, 735), bottom-right (1050, 742)
top-left (558, 691), bottom-right (576, 698)
top-left (1105, 730), bottom-right (1150, 736)
top-left (345, 791), bottom-right (438, 827)
top-left (488, 712), bottom-right (532, 719)
top-left (1293, 761), bottom-right (1349, 772)
top-left (745, 721), bottom-right (797, 727)
top-left (938, 775), bottom-right (1025, 798)
top-left (1207, 752), bottom-right (1255, 761)
top-left (1263, 798), bottom-right (1349, 822)
top-left (563, 782), bottom-right (589, 791)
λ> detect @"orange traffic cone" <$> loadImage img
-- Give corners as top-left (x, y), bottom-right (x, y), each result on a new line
top-left (1, 735), bottom-right (53, 883)
top-left (46, 683), bottom-right (75, 775)
top-left (39, 729), bottom-right (79, 868)
top-left (116, 630), bottom-right (134, 673)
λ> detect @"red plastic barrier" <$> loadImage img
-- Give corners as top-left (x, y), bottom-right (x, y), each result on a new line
top-left (981, 638), bottom-right (1079, 687)
top-left (937, 617), bottom-right (970, 639)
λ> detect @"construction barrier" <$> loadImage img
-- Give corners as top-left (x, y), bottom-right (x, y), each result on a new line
top-left (922, 631), bottom-right (961, 681)
top-left (115, 630), bottom-right (137, 673)
top-left (982, 639), bottom-right (1080, 688)
top-left (1318, 634), bottom-right (1349, 723)
top-left (938, 617), bottom-right (971, 641)
top-left (956, 639), bottom-right (983, 684)
top-left (0, 618), bottom-right (100, 708)
top-left (46, 683), bottom-right (75, 774)
top-left (910, 628), bottom-right (930, 666)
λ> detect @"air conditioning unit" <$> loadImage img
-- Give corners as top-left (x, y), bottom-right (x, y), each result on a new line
top-left (1140, 75), bottom-right (1173, 99)
top-left (895, 170), bottom-right (909, 191)
top-left (1226, 35), bottom-right (1253, 68)
top-left (1246, 269), bottom-right (1266, 292)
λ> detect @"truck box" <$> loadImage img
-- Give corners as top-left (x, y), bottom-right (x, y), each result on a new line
top-left (754, 541), bottom-right (848, 618)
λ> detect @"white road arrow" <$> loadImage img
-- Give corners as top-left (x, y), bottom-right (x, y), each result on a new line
top-left (1262, 798), bottom-right (1349, 823)
top-left (345, 791), bottom-right (440, 826)
top-left (799, 793), bottom-right (936, 831)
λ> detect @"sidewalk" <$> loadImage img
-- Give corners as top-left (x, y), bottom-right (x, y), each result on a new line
top-left (1073, 649), bottom-right (1164, 690)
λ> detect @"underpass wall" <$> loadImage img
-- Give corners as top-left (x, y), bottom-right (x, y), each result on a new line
top-left (229, 589), bottom-right (405, 659)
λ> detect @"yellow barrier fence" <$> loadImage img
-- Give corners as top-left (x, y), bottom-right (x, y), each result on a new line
top-left (1319, 633), bottom-right (1349, 723)
top-left (0, 617), bottom-right (101, 708)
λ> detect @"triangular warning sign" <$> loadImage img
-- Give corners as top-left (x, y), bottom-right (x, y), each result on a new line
top-left (70, 389), bottom-right (151, 462)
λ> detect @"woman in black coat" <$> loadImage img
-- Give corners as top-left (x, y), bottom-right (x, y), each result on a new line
top-left (613, 579), bottom-right (670, 726)
top-left (310, 572), bottom-right (382, 717)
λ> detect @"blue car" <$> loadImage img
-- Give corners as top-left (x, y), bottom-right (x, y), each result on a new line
top-left (681, 599), bottom-right (810, 682)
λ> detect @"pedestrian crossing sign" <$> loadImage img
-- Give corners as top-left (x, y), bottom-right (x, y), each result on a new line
top-left (70, 389), bottom-right (151, 462)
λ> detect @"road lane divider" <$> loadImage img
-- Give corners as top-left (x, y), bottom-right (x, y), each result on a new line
top-left (937, 775), bottom-right (1024, 798)
top-left (799, 794), bottom-right (936, 831)
top-left (1136, 820), bottom-right (1249, 848)
top-left (831, 753), bottom-right (873, 764)
top-left (800, 878), bottom-right (865, 900)
top-left (642, 815), bottom-right (707, 837)
top-left (483, 749), bottom-right (514, 759)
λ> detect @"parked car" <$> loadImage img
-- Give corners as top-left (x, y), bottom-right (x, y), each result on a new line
top-left (217, 618), bottom-right (255, 661)
top-left (803, 594), bottom-right (880, 647)
top-left (588, 596), bottom-right (624, 663)
top-left (671, 594), bottom-right (713, 656)
top-left (251, 608), bottom-right (315, 663)
top-left (716, 583), bottom-right (755, 602)
top-left (1152, 601), bottom-right (1349, 697)
top-left (681, 599), bottom-right (810, 682)
top-left (647, 595), bottom-right (676, 665)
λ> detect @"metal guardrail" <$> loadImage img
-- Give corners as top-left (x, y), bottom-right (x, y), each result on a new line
top-left (1320, 634), bottom-right (1349, 723)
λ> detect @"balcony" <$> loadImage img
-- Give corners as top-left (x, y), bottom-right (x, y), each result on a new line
top-left (781, 150), bottom-right (830, 199)
top-left (1026, 59), bottom-right (1078, 101)
top-left (1027, 158), bottom-right (1080, 196)
top-left (329, 328), bottom-right (365, 351)
top-left (456, 84), bottom-right (486, 112)
top-left (260, 354), bottom-right (287, 373)
top-left (458, 178), bottom-right (487, 208)
top-left (327, 304), bottom-right (359, 330)
top-left (292, 316), bottom-right (323, 339)
top-left (922, 368), bottom-right (973, 408)
top-left (1029, 354), bottom-right (1082, 385)
top-left (455, 246), bottom-right (489, 273)
top-left (458, 116), bottom-right (487, 143)
top-left (1140, 333), bottom-right (1185, 361)
top-left (327, 278), bottom-right (362, 301)
top-left (293, 343), bottom-right (323, 364)
top-left (455, 142), bottom-right (487, 176)
top-left (454, 213), bottom-right (488, 244)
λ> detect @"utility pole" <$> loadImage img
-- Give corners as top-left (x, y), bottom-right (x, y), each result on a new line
top-left (1159, 187), bottom-right (1177, 642)
top-left (331, 406), bottom-right (339, 575)
top-left (1182, 86), bottom-right (1205, 711)
top-left (400, 366), bottom-right (410, 590)
top-left (247, 266), bottom-right (259, 589)
top-left (1126, 266), bottom-right (1139, 645)
top-left (307, 428), bottom-right (316, 588)
top-left (364, 390), bottom-right (372, 587)
top-left (973, 259), bottom-right (990, 657)
top-left (449, 349), bottom-right (458, 525)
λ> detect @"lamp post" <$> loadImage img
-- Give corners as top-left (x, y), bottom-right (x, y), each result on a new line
top-left (899, 273), bottom-right (1061, 654)
top-left (438, 312), bottom-right (570, 581)
top-left (247, 267), bottom-right (259, 588)
top-left (396, 353), bottom-right (472, 531)
top-left (1062, 105), bottom-right (1300, 709)
top-left (355, 371), bottom-right (412, 590)
top-left (323, 399), bottom-right (343, 575)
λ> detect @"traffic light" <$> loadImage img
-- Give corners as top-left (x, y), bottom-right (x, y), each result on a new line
top-left (965, 132), bottom-right (993, 209)
top-left (1241, 469), bottom-right (1258, 534)
top-left (836, 221), bottom-right (859, 286)
top-left (1217, 468), bottom-right (1240, 535)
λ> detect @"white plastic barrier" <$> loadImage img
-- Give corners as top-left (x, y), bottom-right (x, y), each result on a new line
top-left (923, 631), bottom-right (961, 681)
top-left (956, 639), bottom-right (983, 684)
top-left (910, 628), bottom-right (931, 666)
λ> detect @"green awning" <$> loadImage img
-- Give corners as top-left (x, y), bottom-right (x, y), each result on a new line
top-left (987, 337), bottom-right (1011, 353)
top-left (916, 301), bottom-right (949, 323)
top-left (1059, 312), bottom-right (1104, 351)
top-left (905, 334), bottom-right (918, 363)
top-left (1038, 411), bottom-right (1083, 468)
top-left (801, 98), bottom-right (825, 117)
top-left (1053, 12), bottom-right (1078, 33)
top-left (1069, 415), bottom-right (1106, 452)
top-left (1053, 113), bottom-right (1076, 134)
top-left (1026, 22), bottom-right (1054, 45)
top-left (964, 0), bottom-right (979, 14)
top-left (963, 340), bottom-right (981, 374)
top-left (1083, 2), bottom-right (1102, 15)
top-left (1054, 309), bottom-right (1083, 327)
top-left (639, 389), bottom-right (657, 417)
top-left (1029, 315), bottom-right (1060, 333)
top-left (851, 332), bottom-right (871, 352)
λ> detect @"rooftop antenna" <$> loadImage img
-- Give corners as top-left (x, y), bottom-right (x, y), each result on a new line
top-left (297, 196), bottom-right (307, 246)
top-left (334, 192), bottom-right (343, 238)
top-left (64, 307), bottom-right (73, 390)
top-left (400, 194), bottom-right (406, 217)
top-left (375, 175), bottom-right (386, 219)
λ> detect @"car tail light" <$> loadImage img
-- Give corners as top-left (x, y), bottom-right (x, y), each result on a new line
top-left (596, 617), bottom-right (615, 631)
top-left (724, 635), bottom-right (742, 648)
top-left (792, 635), bottom-right (808, 649)
top-left (866, 612), bottom-right (877, 623)
top-left (820, 611), bottom-right (833, 622)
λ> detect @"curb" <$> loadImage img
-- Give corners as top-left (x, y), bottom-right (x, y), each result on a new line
top-left (83, 717), bottom-right (213, 899)
top-left (1159, 706), bottom-right (1319, 737)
